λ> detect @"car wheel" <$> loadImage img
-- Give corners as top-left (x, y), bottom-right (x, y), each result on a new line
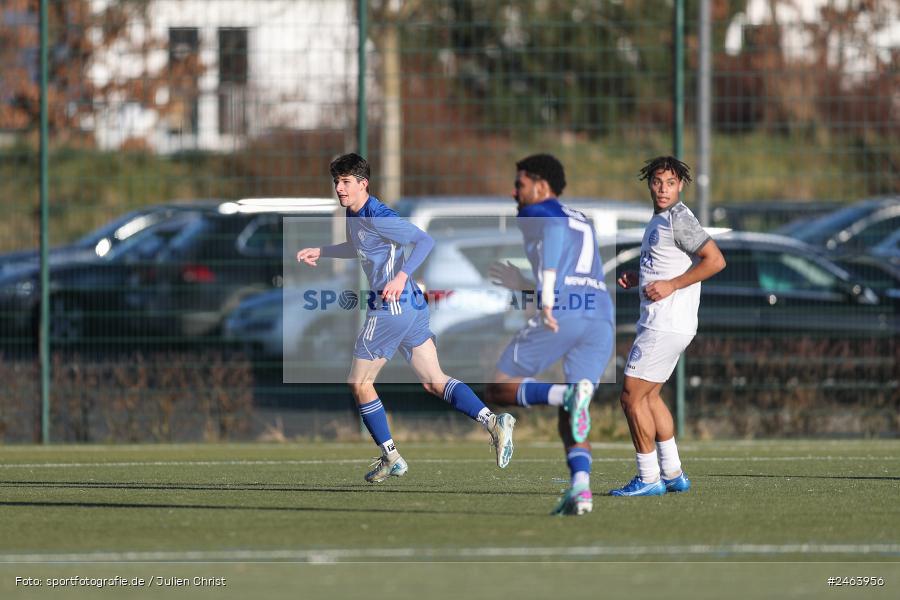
top-left (49, 295), bottom-right (88, 343)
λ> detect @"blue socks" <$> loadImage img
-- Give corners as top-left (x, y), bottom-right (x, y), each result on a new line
top-left (517, 378), bottom-right (566, 407)
top-left (444, 378), bottom-right (492, 423)
top-left (567, 447), bottom-right (592, 487)
top-left (358, 398), bottom-right (394, 453)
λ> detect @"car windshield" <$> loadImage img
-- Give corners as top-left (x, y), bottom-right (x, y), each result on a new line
top-left (755, 251), bottom-right (842, 293)
top-left (785, 205), bottom-right (872, 245)
top-left (72, 208), bottom-right (160, 250)
top-left (103, 215), bottom-right (197, 263)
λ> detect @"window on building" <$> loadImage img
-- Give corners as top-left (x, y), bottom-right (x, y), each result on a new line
top-left (218, 28), bottom-right (248, 135)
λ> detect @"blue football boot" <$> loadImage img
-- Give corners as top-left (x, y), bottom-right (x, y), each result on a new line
top-left (609, 475), bottom-right (666, 496)
top-left (662, 472), bottom-right (691, 493)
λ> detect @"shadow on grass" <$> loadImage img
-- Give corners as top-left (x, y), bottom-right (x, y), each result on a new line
top-left (707, 474), bottom-right (900, 482)
top-left (0, 480), bottom-right (549, 496)
top-left (0, 498), bottom-right (549, 517)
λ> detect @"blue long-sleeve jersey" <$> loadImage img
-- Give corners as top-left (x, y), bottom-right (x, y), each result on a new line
top-left (517, 198), bottom-right (613, 321)
top-left (321, 195), bottom-right (433, 314)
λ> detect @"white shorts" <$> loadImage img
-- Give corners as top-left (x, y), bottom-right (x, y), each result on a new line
top-left (624, 326), bottom-right (694, 383)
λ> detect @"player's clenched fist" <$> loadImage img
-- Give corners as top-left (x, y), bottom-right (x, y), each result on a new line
top-left (297, 247), bottom-right (321, 267)
top-left (617, 270), bottom-right (639, 289)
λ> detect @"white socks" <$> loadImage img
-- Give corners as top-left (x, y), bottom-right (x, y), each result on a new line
top-left (636, 450), bottom-right (661, 483)
top-left (381, 439), bottom-right (398, 459)
top-left (657, 437), bottom-right (682, 479)
top-left (547, 385), bottom-right (567, 406)
top-left (477, 408), bottom-right (493, 429)
top-left (572, 471), bottom-right (590, 488)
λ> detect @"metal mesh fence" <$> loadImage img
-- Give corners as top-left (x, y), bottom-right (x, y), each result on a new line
top-left (0, 0), bottom-right (896, 441)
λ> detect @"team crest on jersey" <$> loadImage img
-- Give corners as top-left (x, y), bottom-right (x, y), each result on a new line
top-left (357, 229), bottom-right (367, 242)
top-left (648, 228), bottom-right (660, 246)
top-left (628, 345), bottom-right (642, 365)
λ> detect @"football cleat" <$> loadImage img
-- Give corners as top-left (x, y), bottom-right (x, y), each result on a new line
top-left (609, 475), bottom-right (666, 496)
top-left (551, 483), bottom-right (593, 516)
top-left (662, 472), bottom-right (691, 493)
top-left (564, 379), bottom-right (594, 443)
top-left (487, 413), bottom-right (516, 468)
top-left (364, 453), bottom-right (408, 483)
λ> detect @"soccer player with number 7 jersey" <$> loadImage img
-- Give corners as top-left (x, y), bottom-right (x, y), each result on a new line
top-left (487, 154), bottom-right (615, 516)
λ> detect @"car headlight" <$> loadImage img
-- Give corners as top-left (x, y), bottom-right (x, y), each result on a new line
top-left (0, 280), bottom-right (35, 297)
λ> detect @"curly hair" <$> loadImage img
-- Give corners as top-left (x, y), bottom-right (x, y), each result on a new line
top-left (638, 156), bottom-right (693, 185)
top-left (516, 154), bottom-right (566, 196)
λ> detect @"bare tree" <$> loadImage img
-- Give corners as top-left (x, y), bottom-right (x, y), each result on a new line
top-left (0, 0), bottom-right (203, 145)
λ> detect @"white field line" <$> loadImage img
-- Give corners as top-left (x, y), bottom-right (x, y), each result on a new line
top-left (0, 544), bottom-right (898, 563)
top-left (0, 455), bottom-right (898, 469)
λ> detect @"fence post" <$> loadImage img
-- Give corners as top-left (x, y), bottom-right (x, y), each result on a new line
top-left (673, 0), bottom-right (686, 438)
top-left (357, 0), bottom-right (368, 159)
top-left (39, 0), bottom-right (51, 444)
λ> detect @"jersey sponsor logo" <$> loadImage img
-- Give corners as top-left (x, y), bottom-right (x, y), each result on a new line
top-left (648, 228), bottom-right (660, 246)
top-left (563, 275), bottom-right (607, 290)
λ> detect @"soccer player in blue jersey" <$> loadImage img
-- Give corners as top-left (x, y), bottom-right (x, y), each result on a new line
top-left (296, 153), bottom-right (516, 483)
top-left (486, 154), bottom-right (615, 515)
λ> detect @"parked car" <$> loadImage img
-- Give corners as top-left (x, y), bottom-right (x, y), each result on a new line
top-left (0, 201), bottom-right (221, 276)
top-left (223, 274), bottom-right (357, 360)
top-left (832, 254), bottom-right (900, 306)
top-left (0, 209), bottom-right (204, 349)
top-left (606, 231), bottom-right (894, 336)
top-left (395, 195), bottom-right (652, 238)
top-left (869, 228), bottom-right (900, 260)
top-left (776, 196), bottom-right (900, 254)
top-left (710, 201), bottom-right (838, 233)
top-left (135, 197), bottom-right (339, 341)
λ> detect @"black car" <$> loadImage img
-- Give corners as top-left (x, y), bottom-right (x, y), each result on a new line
top-left (0, 201), bottom-right (221, 276)
top-left (0, 209), bottom-right (203, 350)
top-left (710, 201), bottom-right (838, 233)
top-left (136, 198), bottom-right (338, 341)
top-left (606, 231), bottom-right (894, 336)
top-left (776, 196), bottom-right (900, 254)
top-left (832, 254), bottom-right (900, 309)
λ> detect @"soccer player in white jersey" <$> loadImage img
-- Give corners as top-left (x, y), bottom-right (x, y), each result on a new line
top-left (609, 156), bottom-right (726, 496)
top-left (297, 153), bottom-right (516, 483)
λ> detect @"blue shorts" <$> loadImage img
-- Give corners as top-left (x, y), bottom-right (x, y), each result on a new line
top-left (353, 304), bottom-right (434, 362)
top-left (496, 315), bottom-right (614, 384)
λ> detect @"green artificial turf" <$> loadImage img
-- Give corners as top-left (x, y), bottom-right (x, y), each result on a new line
top-left (1, 440), bottom-right (897, 599)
